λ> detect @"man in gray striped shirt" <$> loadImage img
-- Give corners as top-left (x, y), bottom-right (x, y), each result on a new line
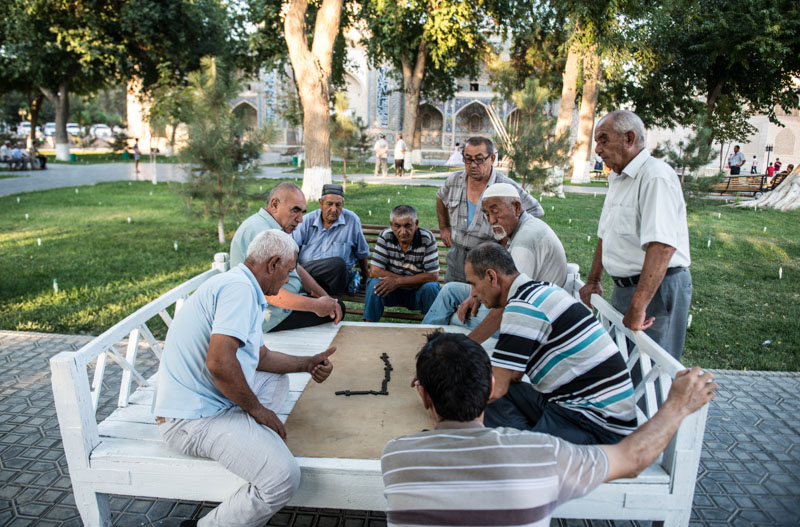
top-left (363, 205), bottom-right (440, 321)
top-left (382, 331), bottom-right (716, 527)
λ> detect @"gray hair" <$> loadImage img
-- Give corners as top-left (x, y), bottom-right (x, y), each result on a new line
top-left (245, 229), bottom-right (298, 265)
top-left (390, 204), bottom-right (418, 222)
top-left (605, 110), bottom-right (646, 148)
top-left (464, 136), bottom-right (495, 155)
top-left (466, 242), bottom-right (517, 277)
top-left (267, 181), bottom-right (303, 204)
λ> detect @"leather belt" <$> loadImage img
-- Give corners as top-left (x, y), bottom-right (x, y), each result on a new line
top-left (155, 416), bottom-right (166, 425)
top-left (612, 267), bottom-right (686, 288)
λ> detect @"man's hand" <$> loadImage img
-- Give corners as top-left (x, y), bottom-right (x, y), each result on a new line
top-left (313, 296), bottom-right (343, 323)
top-left (666, 367), bottom-right (717, 416)
top-left (373, 276), bottom-right (401, 296)
top-left (456, 295), bottom-right (481, 324)
top-left (579, 279), bottom-right (603, 307)
top-left (306, 347), bottom-right (336, 383)
top-left (251, 406), bottom-right (287, 440)
top-left (623, 303), bottom-right (655, 331)
top-left (440, 226), bottom-right (452, 248)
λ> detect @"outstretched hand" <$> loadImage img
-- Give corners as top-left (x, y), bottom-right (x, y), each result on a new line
top-left (307, 346), bottom-right (336, 383)
top-left (668, 366), bottom-right (717, 416)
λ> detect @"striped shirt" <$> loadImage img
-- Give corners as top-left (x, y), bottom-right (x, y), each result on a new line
top-left (371, 227), bottom-right (439, 277)
top-left (493, 274), bottom-right (637, 436)
top-left (382, 422), bottom-right (608, 527)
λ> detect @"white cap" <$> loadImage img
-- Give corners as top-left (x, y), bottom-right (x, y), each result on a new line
top-left (482, 183), bottom-right (521, 201)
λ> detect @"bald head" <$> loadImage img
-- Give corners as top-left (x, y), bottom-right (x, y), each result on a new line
top-left (266, 181), bottom-right (306, 233)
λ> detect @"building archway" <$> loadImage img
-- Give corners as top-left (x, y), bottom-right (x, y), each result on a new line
top-left (418, 103), bottom-right (444, 148)
top-left (232, 101), bottom-right (258, 130)
top-left (454, 101), bottom-right (493, 146)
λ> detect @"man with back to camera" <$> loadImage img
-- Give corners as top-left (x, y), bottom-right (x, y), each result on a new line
top-left (291, 183), bottom-right (370, 295)
top-left (382, 330), bottom-right (716, 526)
top-left (435, 136), bottom-right (544, 283)
top-left (579, 110), bottom-right (692, 360)
top-left (231, 181), bottom-right (344, 332)
top-left (154, 230), bottom-right (336, 527)
top-left (423, 182), bottom-right (567, 343)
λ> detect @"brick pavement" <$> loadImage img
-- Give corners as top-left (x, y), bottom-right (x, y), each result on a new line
top-left (0, 330), bottom-right (797, 526)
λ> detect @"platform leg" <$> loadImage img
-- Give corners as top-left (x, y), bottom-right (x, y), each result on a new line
top-left (73, 485), bottom-right (111, 526)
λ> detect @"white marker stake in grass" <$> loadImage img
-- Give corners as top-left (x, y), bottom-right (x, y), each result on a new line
top-left (149, 191), bottom-right (153, 196)
top-left (717, 212), bottom-right (721, 219)
top-left (387, 198), bottom-right (391, 204)
top-left (259, 185), bottom-right (263, 191)
top-left (25, 213), bottom-right (28, 220)
top-left (707, 237), bottom-right (711, 248)
top-left (763, 226), bottom-right (767, 232)
top-left (587, 235), bottom-right (591, 242)
top-left (174, 241), bottom-right (178, 251)
top-left (17, 197), bottom-right (20, 203)
top-left (53, 279), bottom-right (58, 294)
top-left (568, 218), bottom-right (572, 224)
top-left (127, 217), bottom-right (132, 224)
top-left (551, 205), bottom-right (555, 211)
top-left (368, 210), bottom-right (372, 216)
top-left (37, 237), bottom-right (41, 246)
top-left (779, 266), bottom-right (783, 279)
top-left (687, 314), bottom-right (692, 328)
top-left (75, 189), bottom-right (79, 194)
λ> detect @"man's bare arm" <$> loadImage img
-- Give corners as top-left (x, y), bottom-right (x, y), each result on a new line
top-left (206, 334), bottom-right (286, 438)
top-left (489, 366), bottom-right (525, 403)
top-left (601, 367), bottom-right (716, 481)
top-left (579, 238), bottom-right (605, 307)
top-left (436, 197), bottom-right (452, 247)
top-left (467, 307), bottom-right (503, 343)
top-left (623, 241), bottom-right (676, 331)
top-left (258, 345), bottom-right (336, 384)
top-left (296, 263), bottom-right (327, 298)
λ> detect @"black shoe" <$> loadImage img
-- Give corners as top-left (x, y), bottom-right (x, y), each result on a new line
top-left (179, 521), bottom-right (198, 527)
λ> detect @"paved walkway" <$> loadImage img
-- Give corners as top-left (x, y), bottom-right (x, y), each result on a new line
top-left (0, 162), bottom-right (606, 197)
top-left (0, 330), bottom-right (797, 526)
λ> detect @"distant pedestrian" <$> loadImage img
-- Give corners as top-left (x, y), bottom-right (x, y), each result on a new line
top-left (729, 145), bottom-right (745, 175)
top-left (750, 155), bottom-right (758, 174)
top-left (767, 163), bottom-right (775, 178)
top-left (773, 158), bottom-right (782, 174)
top-left (373, 135), bottom-right (388, 177)
top-left (393, 134), bottom-right (407, 177)
top-left (133, 138), bottom-right (141, 173)
top-left (594, 153), bottom-right (604, 171)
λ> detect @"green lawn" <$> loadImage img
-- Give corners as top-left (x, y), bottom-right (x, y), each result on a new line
top-left (1, 180), bottom-right (798, 371)
top-left (40, 151), bottom-right (182, 164)
top-left (272, 161), bottom-right (455, 175)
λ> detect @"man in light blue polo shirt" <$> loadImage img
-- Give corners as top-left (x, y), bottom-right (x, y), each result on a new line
top-left (155, 229), bottom-right (336, 527)
top-left (231, 181), bottom-right (344, 332)
top-left (291, 184), bottom-right (370, 294)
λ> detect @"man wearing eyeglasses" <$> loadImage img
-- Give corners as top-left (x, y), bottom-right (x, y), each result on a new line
top-left (436, 137), bottom-right (544, 283)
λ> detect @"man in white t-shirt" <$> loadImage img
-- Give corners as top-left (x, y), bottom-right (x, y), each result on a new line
top-left (580, 110), bottom-right (692, 360)
top-left (728, 145), bottom-right (746, 175)
top-left (393, 134), bottom-right (407, 177)
top-left (373, 135), bottom-right (388, 177)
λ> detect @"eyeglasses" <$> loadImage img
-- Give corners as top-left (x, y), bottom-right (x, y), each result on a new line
top-left (463, 155), bottom-right (492, 166)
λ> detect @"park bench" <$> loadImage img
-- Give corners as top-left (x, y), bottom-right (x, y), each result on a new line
top-left (711, 174), bottom-right (771, 197)
top-left (339, 223), bottom-right (581, 321)
top-left (50, 253), bottom-right (708, 527)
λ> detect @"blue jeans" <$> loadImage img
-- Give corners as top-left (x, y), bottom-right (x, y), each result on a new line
top-left (422, 282), bottom-right (492, 332)
top-left (363, 278), bottom-right (440, 322)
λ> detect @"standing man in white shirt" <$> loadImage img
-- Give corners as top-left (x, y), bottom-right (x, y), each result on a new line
top-left (728, 145), bottom-right (746, 175)
top-left (579, 110), bottom-right (692, 360)
top-left (373, 135), bottom-right (389, 177)
top-left (750, 155), bottom-right (759, 174)
top-left (393, 134), bottom-right (407, 177)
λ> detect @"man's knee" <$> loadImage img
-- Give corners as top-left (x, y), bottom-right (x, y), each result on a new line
top-left (254, 453), bottom-right (301, 507)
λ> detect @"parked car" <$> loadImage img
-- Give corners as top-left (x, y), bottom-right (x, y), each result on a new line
top-left (90, 124), bottom-right (112, 138)
top-left (17, 121), bottom-right (31, 137)
top-left (44, 122), bottom-right (56, 137)
top-left (66, 123), bottom-right (82, 136)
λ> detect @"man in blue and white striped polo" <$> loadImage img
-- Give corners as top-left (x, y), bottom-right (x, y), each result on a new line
top-left (465, 242), bottom-right (636, 445)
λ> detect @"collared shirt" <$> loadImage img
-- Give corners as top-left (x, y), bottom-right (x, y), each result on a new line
top-left (436, 168), bottom-right (544, 250)
top-left (729, 150), bottom-right (746, 168)
top-left (371, 228), bottom-right (439, 277)
top-left (507, 212), bottom-right (568, 286)
top-left (492, 274), bottom-right (637, 437)
top-left (153, 264), bottom-right (267, 419)
top-left (394, 139), bottom-right (408, 159)
top-left (230, 208), bottom-right (302, 331)
top-left (291, 208), bottom-right (369, 270)
top-left (597, 149), bottom-right (691, 278)
top-left (382, 424), bottom-right (608, 527)
top-left (375, 138), bottom-right (389, 158)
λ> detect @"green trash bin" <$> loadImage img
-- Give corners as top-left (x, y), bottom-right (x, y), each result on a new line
top-left (69, 153), bottom-right (77, 162)
top-left (122, 151), bottom-right (129, 161)
top-left (291, 155), bottom-right (298, 166)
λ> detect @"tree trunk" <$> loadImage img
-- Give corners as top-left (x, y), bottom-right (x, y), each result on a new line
top-left (547, 42), bottom-right (581, 197)
top-left (412, 119), bottom-right (422, 166)
top-left (27, 94), bottom-right (43, 148)
top-left (284, 0), bottom-right (343, 201)
top-left (41, 80), bottom-right (71, 161)
top-left (401, 39), bottom-right (427, 167)
top-left (738, 170), bottom-right (800, 211)
top-left (570, 51), bottom-right (602, 184)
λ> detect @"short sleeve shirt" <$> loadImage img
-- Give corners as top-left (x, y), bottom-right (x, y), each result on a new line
top-left (230, 208), bottom-right (302, 331)
top-left (597, 149), bottom-right (691, 278)
top-left (371, 228), bottom-right (439, 277)
top-left (291, 209), bottom-right (369, 269)
top-left (153, 264), bottom-right (267, 419)
top-left (382, 423), bottom-right (608, 527)
top-left (507, 212), bottom-right (568, 287)
top-left (436, 168), bottom-right (544, 250)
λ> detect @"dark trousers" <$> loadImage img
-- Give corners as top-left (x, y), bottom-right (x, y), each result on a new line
top-left (484, 384), bottom-right (625, 445)
top-left (730, 166), bottom-right (741, 175)
top-left (395, 159), bottom-right (404, 177)
top-left (302, 257), bottom-right (348, 295)
top-left (268, 298), bottom-right (347, 332)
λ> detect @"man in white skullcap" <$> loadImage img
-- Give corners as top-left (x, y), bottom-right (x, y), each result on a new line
top-left (423, 183), bottom-right (567, 342)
